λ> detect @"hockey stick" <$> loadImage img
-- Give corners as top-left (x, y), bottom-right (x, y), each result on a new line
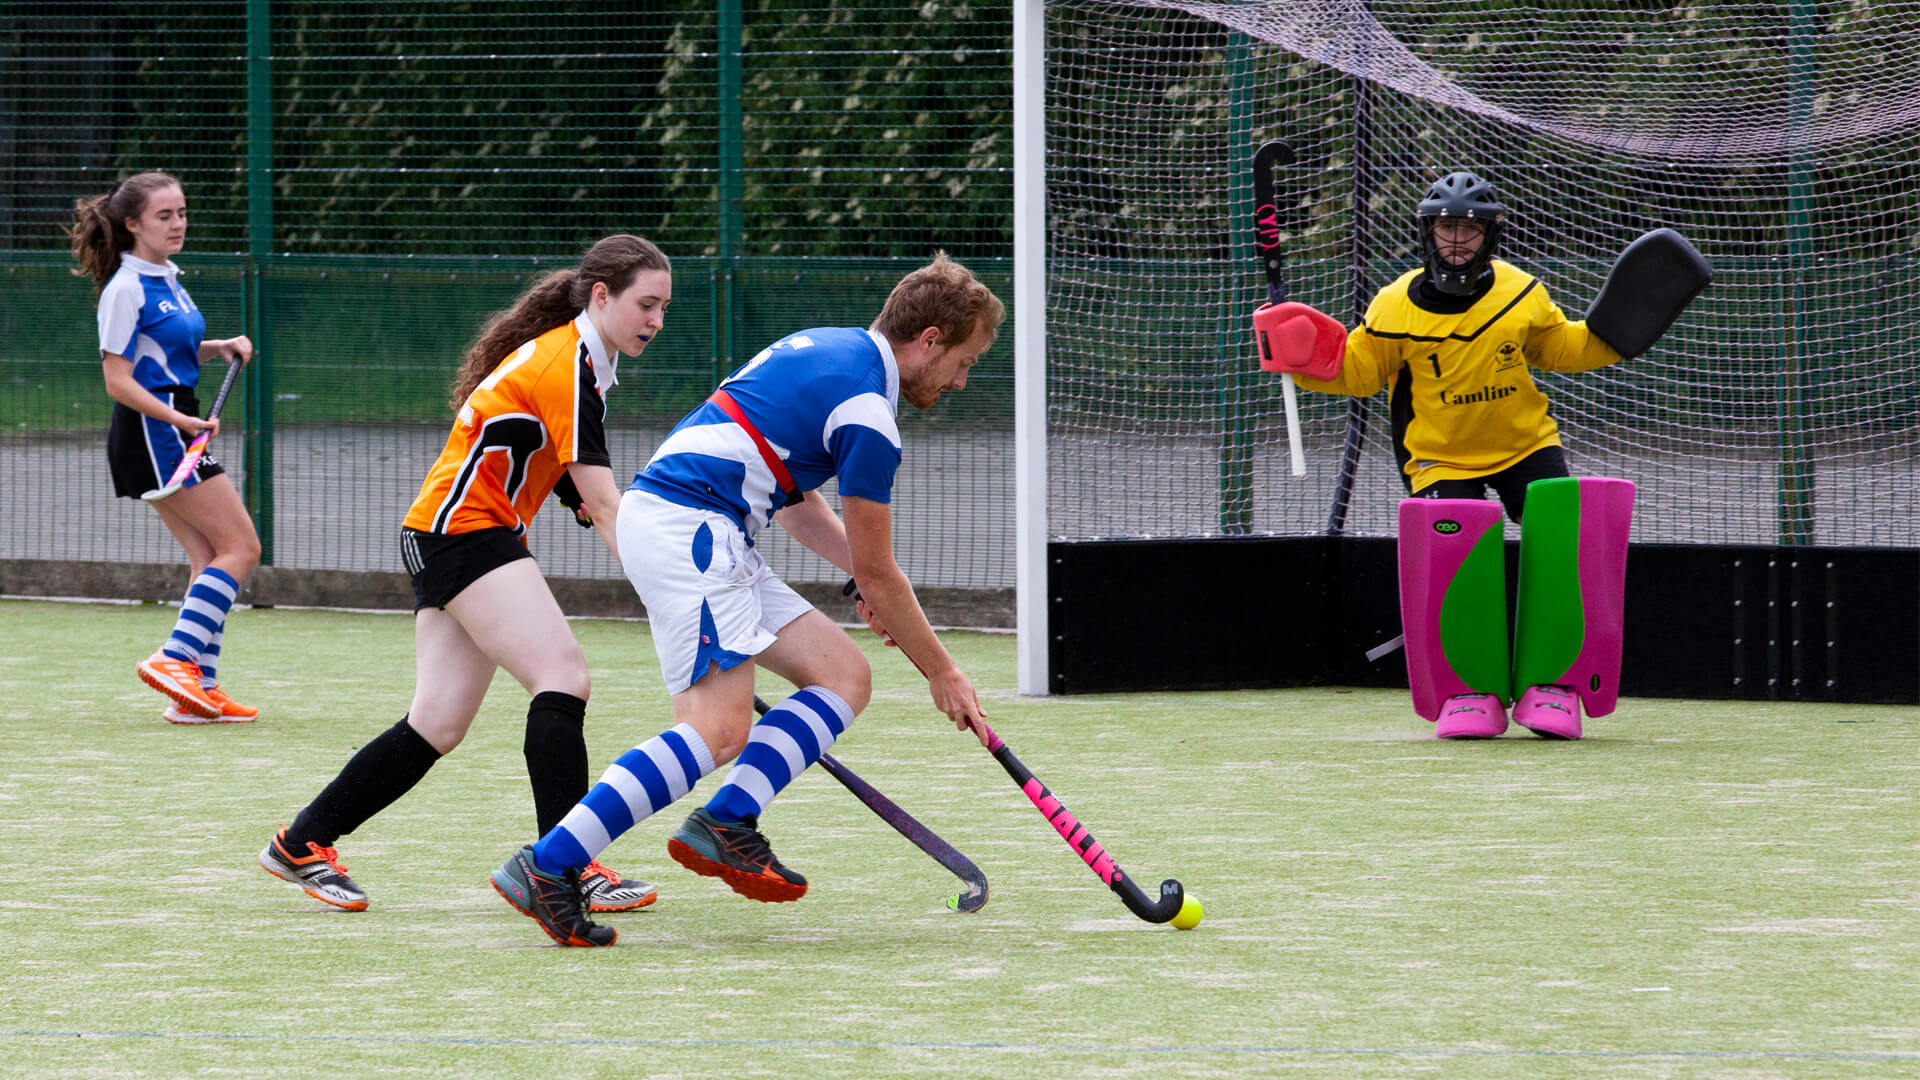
top-left (976, 716), bottom-right (1190, 924)
top-left (1253, 140), bottom-right (1306, 478)
top-left (840, 579), bottom-right (1196, 925)
top-left (143, 359), bottom-right (243, 502)
top-left (754, 694), bottom-right (989, 912)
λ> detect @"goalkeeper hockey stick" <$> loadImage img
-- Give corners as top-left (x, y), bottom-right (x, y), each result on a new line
top-left (755, 695), bottom-right (989, 912)
top-left (1253, 140), bottom-right (1306, 477)
top-left (143, 359), bottom-right (243, 502)
top-left (840, 579), bottom-right (1188, 923)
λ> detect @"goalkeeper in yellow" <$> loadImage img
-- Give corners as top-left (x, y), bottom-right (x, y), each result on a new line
top-left (1304, 171), bottom-right (1617, 513)
top-left (1255, 170), bottom-right (1708, 739)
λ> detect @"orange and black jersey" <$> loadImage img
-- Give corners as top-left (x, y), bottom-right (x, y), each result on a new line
top-left (1295, 260), bottom-right (1621, 493)
top-left (403, 312), bottom-right (617, 538)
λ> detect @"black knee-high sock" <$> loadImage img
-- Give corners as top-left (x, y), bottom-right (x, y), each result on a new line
top-left (524, 690), bottom-right (589, 837)
top-left (287, 717), bottom-right (443, 850)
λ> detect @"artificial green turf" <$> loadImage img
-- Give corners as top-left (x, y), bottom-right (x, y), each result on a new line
top-left (1, 598), bottom-right (1916, 1079)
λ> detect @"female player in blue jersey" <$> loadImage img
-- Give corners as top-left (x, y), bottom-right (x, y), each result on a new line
top-left (71, 172), bottom-right (263, 724)
top-left (492, 253), bottom-right (1006, 946)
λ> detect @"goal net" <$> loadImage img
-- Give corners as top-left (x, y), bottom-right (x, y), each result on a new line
top-left (1040, 0), bottom-right (1920, 548)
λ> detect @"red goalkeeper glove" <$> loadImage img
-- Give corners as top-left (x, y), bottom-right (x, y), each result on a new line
top-left (1253, 301), bottom-right (1346, 381)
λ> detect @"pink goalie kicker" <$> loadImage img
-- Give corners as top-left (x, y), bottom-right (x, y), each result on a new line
top-left (1399, 498), bottom-right (1508, 721)
top-left (1520, 476), bottom-right (1634, 718)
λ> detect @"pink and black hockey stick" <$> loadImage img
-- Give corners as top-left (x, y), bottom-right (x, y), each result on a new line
top-left (975, 717), bottom-right (1188, 923)
top-left (840, 580), bottom-right (1187, 923)
top-left (143, 359), bottom-right (243, 502)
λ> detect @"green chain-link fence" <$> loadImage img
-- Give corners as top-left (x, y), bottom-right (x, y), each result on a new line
top-left (2, 0), bottom-right (1015, 607)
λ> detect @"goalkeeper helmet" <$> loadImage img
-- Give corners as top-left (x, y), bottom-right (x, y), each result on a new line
top-left (1417, 171), bottom-right (1506, 296)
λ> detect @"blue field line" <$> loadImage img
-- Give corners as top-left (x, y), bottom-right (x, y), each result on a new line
top-left (3, 1031), bottom-right (1917, 1061)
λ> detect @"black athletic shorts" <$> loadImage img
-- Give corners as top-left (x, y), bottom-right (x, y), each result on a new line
top-left (1408, 445), bottom-right (1569, 523)
top-left (401, 526), bottom-right (534, 611)
top-left (107, 387), bottom-right (225, 499)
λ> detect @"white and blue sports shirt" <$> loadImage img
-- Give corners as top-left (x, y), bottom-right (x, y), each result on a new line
top-left (634, 326), bottom-right (903, 539)
top-left (96, 252), bottom-right (207, 391)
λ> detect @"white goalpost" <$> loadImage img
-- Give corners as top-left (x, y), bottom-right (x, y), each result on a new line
top-left (1013, 0), bottom-right (1050, 695)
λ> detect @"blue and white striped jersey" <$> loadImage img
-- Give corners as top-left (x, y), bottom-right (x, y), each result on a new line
top-left (96, 253), bottom-right (207, 392)
top-left (634, 326), bottom-right (903, 539)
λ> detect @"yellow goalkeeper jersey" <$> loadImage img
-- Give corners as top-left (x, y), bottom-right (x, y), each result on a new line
top-left (1295, 259), bottom-right (1621, 492)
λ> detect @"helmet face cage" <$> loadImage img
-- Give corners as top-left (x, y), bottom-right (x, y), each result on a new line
top-left (1416, 171), bottom-right (1507, 295)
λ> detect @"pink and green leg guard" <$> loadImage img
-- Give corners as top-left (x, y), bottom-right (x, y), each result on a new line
top-left (1398, 498), bottom-right (1510, 722)
top-left (1511, 477), bottom-right (1634, 717)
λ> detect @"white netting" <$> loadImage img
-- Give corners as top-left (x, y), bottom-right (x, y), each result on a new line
top-left (1045, 0), bottom-right (1920, 546)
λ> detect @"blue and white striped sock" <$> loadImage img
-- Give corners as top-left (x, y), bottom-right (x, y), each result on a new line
top-left (533, 722), bottom-right (717, 875)
top-left (199, 629), bottom-right (223, 689)
top-left (706, 686), bottom-right (853, 824)
top-left (161, 568), bottom-right (238, 666)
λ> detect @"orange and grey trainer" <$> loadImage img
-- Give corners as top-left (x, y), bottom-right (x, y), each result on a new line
top-left (164, 685), bottom-right (258, 725)
top-left (490, 846), bottom-right (616, 947)
top-left (258, 827), bottom-right (369, 911)
top-left (137, 655), bottom-right (220, 718)
top-left (580, 860), bottom-right (657, 913)
top-left (667, 807), bottom-right (807, 903)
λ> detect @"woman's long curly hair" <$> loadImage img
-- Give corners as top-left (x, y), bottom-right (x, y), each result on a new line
top-left (449, 234), bottom-right (670, 411)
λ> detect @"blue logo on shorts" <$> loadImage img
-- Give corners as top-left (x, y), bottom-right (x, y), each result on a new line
top-left (691, 522), bottom-right (714, 573)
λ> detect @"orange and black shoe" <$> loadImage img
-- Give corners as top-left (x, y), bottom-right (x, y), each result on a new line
top-left (579, 860), bottom-right (657, 913)
top-left (137, 654), bottom-right (220, 718)
top-left (491, 846), bottom-right (617, 947)
top-left (164, 685), bottom-right (259, 725)
top-left (667, 807), bottom-right (808, 903)
top-left (258, 827), bottom-right (369, 911)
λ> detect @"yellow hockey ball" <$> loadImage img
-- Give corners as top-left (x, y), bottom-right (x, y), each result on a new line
top-left (1170, 895), bottom-right (1203, 930)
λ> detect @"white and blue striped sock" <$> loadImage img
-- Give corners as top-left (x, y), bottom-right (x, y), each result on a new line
top-left (161, 568), bottom-right (238, 666)
top-left (533, 722), bottom-right (717, 875)
top-left (706, 686), bottom-right (853, 824)
top-left (199, 629), bottom-right (223, 689)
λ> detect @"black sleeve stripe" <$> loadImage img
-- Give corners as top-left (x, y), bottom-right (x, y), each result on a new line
top-left (573, 346), bottom-right (611, 468)
top-left (431, 415), bottom-right (547, 533)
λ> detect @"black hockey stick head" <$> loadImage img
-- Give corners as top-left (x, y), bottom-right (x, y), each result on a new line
top-left (1253, 140), bottom-right (1297, 304)
top-left (1114, 871), bottom-right (1187, 924)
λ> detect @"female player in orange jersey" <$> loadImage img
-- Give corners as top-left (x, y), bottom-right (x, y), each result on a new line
top-left (258, 234), bottom-right (669, 915)
top-left (71, 172), bottom-right (262, 725)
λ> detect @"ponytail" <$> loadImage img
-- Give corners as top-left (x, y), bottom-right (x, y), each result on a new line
top-left (69, 172), bottom-right (181, 291)
top-left (449, 271), bottom-right (584, 409)
top-left (448, 234), bottom-right (671, 412)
